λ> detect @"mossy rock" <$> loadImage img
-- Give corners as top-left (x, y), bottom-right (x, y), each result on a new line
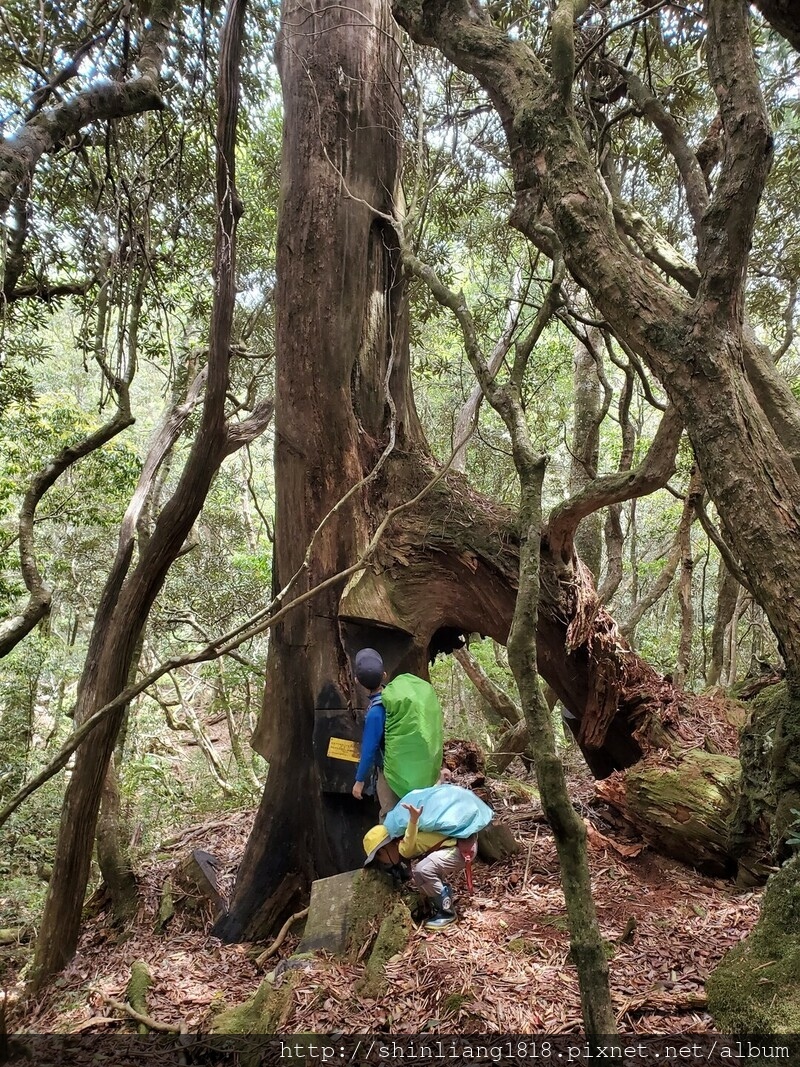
top-left (507, 937), bottom-right (538, 955)
top-left (708, 854), bottom-right (800, 1033)
top-left (216, 869), bottom-right (398, 1041)
top-left (502, 779), bottom-right (540, 802)
top-left (356, 900), bottom-right (412, 997)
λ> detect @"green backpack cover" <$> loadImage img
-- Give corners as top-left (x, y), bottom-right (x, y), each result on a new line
top-left (381, 674), bottom-right (444, 798)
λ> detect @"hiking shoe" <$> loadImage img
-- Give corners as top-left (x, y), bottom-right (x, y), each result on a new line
top-left (424, 911), bottom-right (457, 931)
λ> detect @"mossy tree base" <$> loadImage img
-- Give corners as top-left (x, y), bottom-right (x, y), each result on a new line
top-left (217, 869), bottom-right (405, 1033)
top-left (211, 971), bottom-right (302, 1035)
top-left (297, 868), bottom-right (396, 956)
top-left (356, 900), bottom-right (412, 998)
top-left (707, 854), bottom-right (800, 1033)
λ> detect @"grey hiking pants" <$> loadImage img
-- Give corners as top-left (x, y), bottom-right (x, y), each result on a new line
top-left (376, 770), bottom-right (400, 819)
top-left (412, 845), bottom-right (465, 898)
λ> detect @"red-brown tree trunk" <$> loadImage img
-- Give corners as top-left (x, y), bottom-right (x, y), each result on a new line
top-left (214, 0), bottom-right (421, 941)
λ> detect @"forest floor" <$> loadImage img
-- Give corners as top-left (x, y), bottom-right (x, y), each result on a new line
top-left (6, 764), bottom-right (762, 1036)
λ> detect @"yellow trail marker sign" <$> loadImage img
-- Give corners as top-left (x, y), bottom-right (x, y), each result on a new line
top-left (327, 737), bottom-right (360, 762)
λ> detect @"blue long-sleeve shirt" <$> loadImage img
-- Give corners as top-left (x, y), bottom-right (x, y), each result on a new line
top-left (354, 692), bottom-right (386, 783)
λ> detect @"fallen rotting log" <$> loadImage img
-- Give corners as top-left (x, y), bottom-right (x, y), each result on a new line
top-left (595, 750), bottom-right (741, 876)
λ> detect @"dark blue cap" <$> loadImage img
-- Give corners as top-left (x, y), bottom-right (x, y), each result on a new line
top-left (354, 647), bottom-right (384, 689)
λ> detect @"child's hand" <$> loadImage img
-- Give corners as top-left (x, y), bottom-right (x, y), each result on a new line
top-left (402, 803), bottom-right (423, 822)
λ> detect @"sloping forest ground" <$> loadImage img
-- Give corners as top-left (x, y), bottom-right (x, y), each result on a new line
top-left (5, 767), bottom-right (762, 1035)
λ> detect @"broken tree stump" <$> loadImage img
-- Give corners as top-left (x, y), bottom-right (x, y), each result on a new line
top-left (217, 869), bottom-right (402, 1035)
top-left (173, 849), bottom-right (225, 916)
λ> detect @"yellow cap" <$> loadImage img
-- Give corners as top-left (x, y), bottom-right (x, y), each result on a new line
top-left (363, 825), bottom-right (390, 865)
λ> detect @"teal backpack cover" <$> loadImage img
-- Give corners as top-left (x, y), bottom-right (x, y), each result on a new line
top-left (381, 673), bottom-right (444, 798)
top-left (383, 783), bottom-right (494, 840)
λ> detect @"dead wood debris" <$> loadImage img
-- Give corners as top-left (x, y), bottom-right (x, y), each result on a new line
top-left (97, 992), bottom-right (185, 1034)
top-left (7, 791), bottom-right (761, 1035)
top-left (255, 907), bottom-right (310, 968)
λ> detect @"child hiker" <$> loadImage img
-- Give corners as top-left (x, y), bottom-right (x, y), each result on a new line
top-left (362, 802), bottom-right (465, 930)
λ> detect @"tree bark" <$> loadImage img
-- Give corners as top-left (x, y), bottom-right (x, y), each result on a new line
top-left (752, 0), bottom-right (800, 52)
top-left (214, 0), bottom-right (417, 943)
top-left (568, 328), bottom-right (603, 581)
top-left (96, 758), bottom-right (138, 927)
top-left (674, 470), bottom-right (701, 691)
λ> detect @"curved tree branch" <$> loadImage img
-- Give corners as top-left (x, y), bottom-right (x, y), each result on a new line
top-left (620, 66), bottom-right (709, 231)
top-left (693, 493), bottom-right (755, 597)
top-left (552, 0), bottom-right (590, 105)
top-left (752, 0), bottom-right (800, 52)
top-left (611, 199), bottom-right (701, 294)
top-left (546, 405), bottom-right (683, 563)
top-left (0, 0), bottom-right (176, 217)
top-left (620, 536), bottom-right (681, 637)
top-left (223, 398), bottom-right (275, 456)
top-left (0, 400), bottom-right (134, 659)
